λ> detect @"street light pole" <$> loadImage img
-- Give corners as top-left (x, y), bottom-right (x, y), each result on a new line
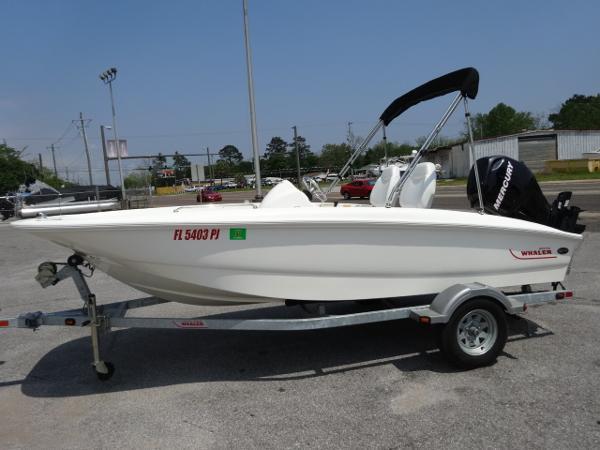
top-left (242, 0), bottom-right (262, 200)
top-left (100, 67), bottom-right (127, 206)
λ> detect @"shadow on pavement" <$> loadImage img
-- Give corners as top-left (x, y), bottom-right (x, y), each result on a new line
top-left (15, 313), bottom-right (551, 398)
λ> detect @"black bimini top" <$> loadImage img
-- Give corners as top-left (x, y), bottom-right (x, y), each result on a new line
top-left (380, 67), bottom-right (479, 126)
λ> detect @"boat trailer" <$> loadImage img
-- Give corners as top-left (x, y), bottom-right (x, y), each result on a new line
top-left (1, 256), bottom-right (573, 381)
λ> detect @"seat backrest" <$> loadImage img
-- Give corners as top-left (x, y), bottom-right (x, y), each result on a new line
top-left (369, 163), bottom-right (436, 208)
top-left (369, 165), bottom-right (402, 207)
top-left (399, 162), bottom-right (436, 208)
top-left (260, 180), bottom-right (314, 208)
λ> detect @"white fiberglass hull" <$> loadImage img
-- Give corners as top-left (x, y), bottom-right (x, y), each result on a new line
top-left (11, 205), bottom-right (582, 306)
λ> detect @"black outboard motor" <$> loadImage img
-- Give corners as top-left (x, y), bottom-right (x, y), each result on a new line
top-left (467, 156), bottom-right (585, 234)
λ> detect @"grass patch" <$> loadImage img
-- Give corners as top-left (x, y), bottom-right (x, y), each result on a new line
top-left (438, 171), bottom-right (600, 186)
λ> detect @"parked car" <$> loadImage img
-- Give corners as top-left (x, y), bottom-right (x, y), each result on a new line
top-left (340, 179), bottom-right (376, 199)
top-left (197, 188), bottom-right (222, 202)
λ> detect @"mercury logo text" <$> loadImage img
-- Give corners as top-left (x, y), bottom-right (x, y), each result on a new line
top-left (493, 161), bottom-right (514, 210)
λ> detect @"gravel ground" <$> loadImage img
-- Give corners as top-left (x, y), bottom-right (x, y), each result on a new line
top-left (1, 218), bottom-right (599, 449)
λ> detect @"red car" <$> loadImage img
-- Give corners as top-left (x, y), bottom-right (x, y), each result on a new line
top-left (197, 188), bottom-right (222, 202)
top-left (340, 179), bottom-right (376, 199)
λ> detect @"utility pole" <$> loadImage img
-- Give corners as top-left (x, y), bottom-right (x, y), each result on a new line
top-left (38, 153), bottom-right (43, 171)
top-left (206, 147), bottom-right (213, 183)
top-left (242, 0), bottom-right (262, 200)
top-left (75, 112), bottom-right (94, 185)
top-left (100, 125), bottom-right (111, 185)
top-left (347, 122), bottom-right (353, 148)
top-left (292, 126), bottom-right (302, 188)
top-left (48, 144), bottom-right (58, 177)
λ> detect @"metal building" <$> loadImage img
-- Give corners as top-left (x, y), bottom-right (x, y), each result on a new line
top-left (426, 129), bottom-right (600, 178)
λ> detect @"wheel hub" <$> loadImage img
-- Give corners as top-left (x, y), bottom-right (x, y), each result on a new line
top-left (456, 309), bottom-right (498, 356)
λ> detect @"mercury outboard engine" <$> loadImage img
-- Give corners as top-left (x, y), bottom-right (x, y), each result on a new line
top-left (467, 156), bottom-right (585, 233)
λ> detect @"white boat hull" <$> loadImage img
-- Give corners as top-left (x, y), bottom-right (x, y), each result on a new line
top-left (11, 205), bottom-right (582, 306)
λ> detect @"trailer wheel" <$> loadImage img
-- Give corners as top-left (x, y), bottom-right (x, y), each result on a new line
top-left (343, 192), bottom-right (351, 200)
top-left (439, 298), bottom-right (507, 369)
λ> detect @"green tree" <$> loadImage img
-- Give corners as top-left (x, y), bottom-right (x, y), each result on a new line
top-left (468, 103), bottom-right (536, 139)
top-left (124, 172), bottom-right (149, 189)
top-left (173, 151), bottom-right (191, 179)
top-left (213, 160), bottom-right (234, 179)
top-left (263, 137), bottom-right (288, 172)
top-left (218, 145), bottom-right (243, 165)
top-left (150, 152), bottom-right (167, 182)
top-left (363, 140), bottom-right (413, 165)
top-left (0, 143), bottom-right (39, 193)
top-left (288, 135), bottom-right (317, 168)
top-left (237, 160), bottom-right (254, 174)
top-left (318, 143), bottom-right (352, 169)
top-left (549, 94), bottom-right (600, 129)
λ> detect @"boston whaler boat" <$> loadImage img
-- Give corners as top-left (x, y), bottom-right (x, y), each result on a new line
top-left (11, 68), bottom-right (584, 306)
top-left (4, 68), bottom-right (585, 377)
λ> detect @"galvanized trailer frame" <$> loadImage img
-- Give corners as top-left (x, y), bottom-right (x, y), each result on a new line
top-left (0, 257), bottom-right (573, 380)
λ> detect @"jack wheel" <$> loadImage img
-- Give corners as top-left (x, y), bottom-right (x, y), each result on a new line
top-left (94, 361), bottom-right (115, 381)
top-left (67, 254), bottom-right (84, 267)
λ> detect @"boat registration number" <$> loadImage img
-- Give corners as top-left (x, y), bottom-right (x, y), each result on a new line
top-left (173, 228), bottom-right (220, 241)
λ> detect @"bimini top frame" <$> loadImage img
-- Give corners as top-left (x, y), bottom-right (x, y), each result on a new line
top-left (326, 67), bottom-right (484, 211)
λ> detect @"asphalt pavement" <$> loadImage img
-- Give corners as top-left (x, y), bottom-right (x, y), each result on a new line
top-left (1, 183), bottom-right (599, 449)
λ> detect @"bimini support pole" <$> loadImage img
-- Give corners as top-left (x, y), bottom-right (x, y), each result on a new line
top-left (382, 124), bottom-right (388, 164)
top-left (386, 92), bottom-right (463, 207)
top-left (464, 97), bottom-right (484, 213)
top-left (325, 119), bottom-right (383, 196)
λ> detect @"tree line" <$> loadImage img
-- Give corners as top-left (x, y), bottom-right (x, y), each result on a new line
top-left (3, 93), bottom-right (600, 192)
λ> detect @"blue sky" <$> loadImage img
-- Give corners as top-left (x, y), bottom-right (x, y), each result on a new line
top-left (1, 0), bottom-right (599, 183)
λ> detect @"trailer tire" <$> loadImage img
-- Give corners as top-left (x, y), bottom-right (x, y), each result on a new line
top-left (343, 192), bottom-right (351, 200)
top-left (439, 298), bottom-right (507, 369)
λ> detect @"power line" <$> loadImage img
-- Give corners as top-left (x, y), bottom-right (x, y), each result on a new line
top-left (51, 122), bottom-right (75, 146)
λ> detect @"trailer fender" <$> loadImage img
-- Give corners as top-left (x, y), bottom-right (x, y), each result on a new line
top-left (410, 283), bottom-right (511, 324)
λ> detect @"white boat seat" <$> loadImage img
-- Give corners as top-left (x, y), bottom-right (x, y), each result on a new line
top-left (370, 165), bottom-right (402, 207)
top-left (260, 180), bottom-right (315, 208)
top-left (370, 163), bottom-right (436, 208)
top-left (399, 162), bottom-right (436, 208)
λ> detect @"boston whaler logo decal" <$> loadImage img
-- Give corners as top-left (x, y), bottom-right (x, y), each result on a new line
top-left (173, 320), bottom-right (207, 328)
top-left (493, 160), bottom-right (513, 211)
top-left (509, 247), bottom-right (557, 260)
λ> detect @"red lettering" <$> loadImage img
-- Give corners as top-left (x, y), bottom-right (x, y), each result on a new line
top-left (210, 229), bottom-right (220, 240)
top-left (200, 229), bottom-right (208, 240)
top-left (184, 230), bottom-right (191, 240)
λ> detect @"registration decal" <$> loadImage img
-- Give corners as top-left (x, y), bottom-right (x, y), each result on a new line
top-left (509, 247), bottom-right (557, 260)
top-left (229, 228), bottom-right (247, 240)
top-left (172, 228), bottom-right (220, 241)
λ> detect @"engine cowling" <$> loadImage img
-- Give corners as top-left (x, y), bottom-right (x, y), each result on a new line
top-left (467, 156), bottom-right (584, 233)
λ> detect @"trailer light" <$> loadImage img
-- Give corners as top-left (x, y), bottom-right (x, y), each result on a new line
top-left (555, 293), bottom-right (564, 299)
top-left (418, 316), bottom-right (431, 325)
top-left (65, 318), bottom-right (76, 326)
top-left (565, 291), bottom-right (573, 298)
top-left (0, 320), bottom-right (9, 327)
